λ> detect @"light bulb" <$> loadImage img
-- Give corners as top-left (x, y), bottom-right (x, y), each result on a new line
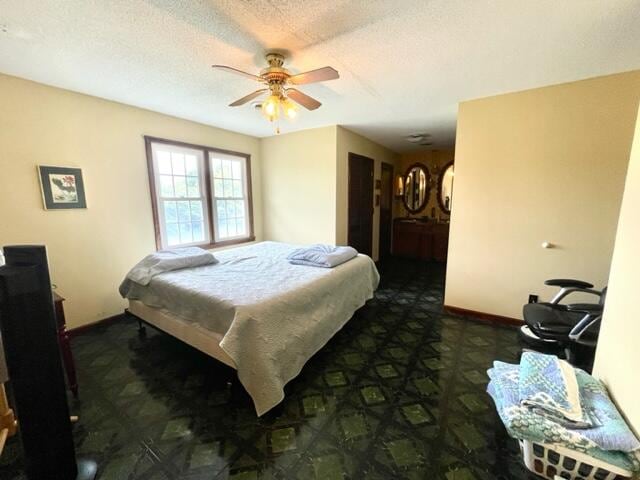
top-left (261, 95), bottom-right (280, 121)
top-left (282, 98), bottom-right (298, 119)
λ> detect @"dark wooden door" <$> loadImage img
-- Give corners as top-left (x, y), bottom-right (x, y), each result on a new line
top-left (379, 162), bottom-right (393, 259)
top-left (348, 153), bottom-right (374, 256)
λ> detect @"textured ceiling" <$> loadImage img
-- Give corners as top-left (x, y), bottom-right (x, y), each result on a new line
top-left (1, 0), bottom-right (640, 152)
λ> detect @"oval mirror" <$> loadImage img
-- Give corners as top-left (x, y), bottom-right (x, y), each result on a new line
top-left (403, 163), bottom-right (430, 213)
top-left (438, 162), bottom-right (454, 214)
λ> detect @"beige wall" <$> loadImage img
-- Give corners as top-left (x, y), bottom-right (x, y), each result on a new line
top-left (446, 71), bottom-right (640, 320)
top-left (0, 73), bottom-right (263, 328)
top-left (593, 105), bottom-right (640, 435)
top-left (260, 126), bottom-right (338, 245)
top-left (260, 125), bottom-right (398, 261)
top-left (336, 126), bottom-right (399, 260)
top-left (395, 149), bottom-right (455, 220)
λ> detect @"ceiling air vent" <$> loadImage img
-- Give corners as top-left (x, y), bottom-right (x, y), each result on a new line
top-left (406, 133), bottom-right (430, 144)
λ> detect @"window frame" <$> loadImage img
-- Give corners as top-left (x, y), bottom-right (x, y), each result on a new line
top-left (145, 136), bottom-right (255, 251)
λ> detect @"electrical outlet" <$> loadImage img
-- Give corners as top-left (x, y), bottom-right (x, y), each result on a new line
top-left (528, 294), bottom-right (538, 304)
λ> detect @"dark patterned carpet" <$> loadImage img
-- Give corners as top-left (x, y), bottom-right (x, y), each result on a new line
top-left (0, 258), bottom-right (539, 479)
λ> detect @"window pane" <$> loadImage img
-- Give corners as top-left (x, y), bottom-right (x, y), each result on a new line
top-left (223, 179), bottom-right (233, 197)
top-left (171, 153), bottom-right (185, 175)
top-left (166, 223), bottom-right (180, 246)
top-left (227, 219), bottom-right (237, 237)
top-left (186, 176), bottom-right (200, 197)
top-left (233, 180), bottom-right (242, 198)
top-left (214, 179), bottom-right (224, 198)
top-left (236, 218), bottom-right (246, 236)
top-left (218, 218), bottom-right (228, 239)
top-left (190, 201), bottom-right (203, 221)
top-left (160, 175), bottom-right (174, 197)
top-left (232, 161), bottom-right (241, 180)
top-left (174, 176), bottom-right (187, 197)
top-left (164, 201), bottom-right (177, 223)
top-left (179, 222), bottom-right (192, 243)
top-left (192, 222), bottom-right (204, 242)
top-left (235, 200), bottom-right (245, 218)
top-left (213, 200), bottom-right (227, 218)
top-left (226, 200), bottom-right (235, 218)
top-left (216, 200), bottom-right (227, 218)
top-left (222, 159), bottom-right (232, 178)
top-left (158, 151), bottom-right (172, 174)
top-left (185, 155), bottom-right (198, 176)
top-left (212, 158), bottom-right (223, 178)
top-left (177, 201), bottom-right (191, 222)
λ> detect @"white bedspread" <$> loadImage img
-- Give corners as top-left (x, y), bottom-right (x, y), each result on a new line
top-left (122, 241), bottom-right (380, 415)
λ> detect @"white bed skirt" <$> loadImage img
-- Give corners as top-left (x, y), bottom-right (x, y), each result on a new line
top-left (128, 300), bottom-right (236, 369)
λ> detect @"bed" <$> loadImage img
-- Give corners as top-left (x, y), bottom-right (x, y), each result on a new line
top-left (120, 241), bottom-right (380, 415)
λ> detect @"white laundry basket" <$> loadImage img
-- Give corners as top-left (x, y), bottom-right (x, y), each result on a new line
top-left (519, 439), bottom-right (633, 480)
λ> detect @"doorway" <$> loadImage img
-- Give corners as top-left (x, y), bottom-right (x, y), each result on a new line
top-left (379, 162), bottom-right (394, 260)
top-left (348, 153), bottom-right (374, 257)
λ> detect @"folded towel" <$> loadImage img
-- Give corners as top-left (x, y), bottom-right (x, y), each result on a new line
top-left (518, 352), bottom-right (591, 427)
top-left (287, 244), bottom-right (358, 268)
top-left (487, 361), bottom-right (640, 472)
top-left (122, 247), bottom-right (217, 287)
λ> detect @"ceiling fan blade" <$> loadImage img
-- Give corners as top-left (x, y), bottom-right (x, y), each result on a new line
top-left (288, 66), bottom-right (339, 85)
top-left (229, 89), bottom-right (268, 107)
top-left (287, 88), bottom-right (322, 110)
top-left (212, 65), bottom-right (263, 82)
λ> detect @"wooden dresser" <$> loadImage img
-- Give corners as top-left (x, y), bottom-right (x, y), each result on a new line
top-left (53, 292), bottom-right (79, 398)
top-left (392, 219), bottom-right (450, 262)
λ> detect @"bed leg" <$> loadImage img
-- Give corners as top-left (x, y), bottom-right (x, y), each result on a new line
top-left (227, 376), bottom-right (249, 405)
top-left (268, 402), bottom-right (285, 419)
top-left (137, 319), bottom-right (146, 338)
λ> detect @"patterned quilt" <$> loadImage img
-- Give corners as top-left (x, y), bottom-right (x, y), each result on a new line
top-left (487, 357), bottom-right (640, 472)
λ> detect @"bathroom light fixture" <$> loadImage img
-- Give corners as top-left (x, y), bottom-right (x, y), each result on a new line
top-left (395, 174), bottom-right (405, 197)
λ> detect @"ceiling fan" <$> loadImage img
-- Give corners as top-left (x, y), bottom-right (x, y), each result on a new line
top-left (212, 52), bottom-right (339, 131)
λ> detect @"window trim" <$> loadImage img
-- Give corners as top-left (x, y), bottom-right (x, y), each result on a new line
top-left (144, 136), bottom-right (255, 251)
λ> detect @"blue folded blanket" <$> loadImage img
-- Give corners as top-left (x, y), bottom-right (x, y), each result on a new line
top-left (487, 359), bottom-right (640, 472)
top-left (287, 244), bottom-right (358, 268)
top-left (519, 352), bottom-right (592, 427)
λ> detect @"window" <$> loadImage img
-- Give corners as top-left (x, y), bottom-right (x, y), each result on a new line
top-left (210, 153), bottom-right (250, 242)
top-left (146, 137), bottom-right (254, 250)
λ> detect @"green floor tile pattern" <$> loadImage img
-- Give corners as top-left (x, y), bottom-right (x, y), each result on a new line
top-left (0, 258), bottom-right (540, 479)
top-left (340, 414), bottom-right (368, 440)
top-left (401, 404), bottom-right (432, 425)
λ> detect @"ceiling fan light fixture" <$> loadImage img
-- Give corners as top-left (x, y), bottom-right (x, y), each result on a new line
top-left (213, 51), bottom-right (338, 133)
top-left (282, 97), bottom-right (298, 119)
top-left (261, 94), bottom-right (280, 121)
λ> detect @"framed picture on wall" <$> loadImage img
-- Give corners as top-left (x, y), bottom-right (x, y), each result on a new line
top-left (38, 166), bottom-right (87, 210)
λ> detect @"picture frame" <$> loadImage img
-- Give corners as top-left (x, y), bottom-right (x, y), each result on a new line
top-left (38, 166), bottom-right (87, 210)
